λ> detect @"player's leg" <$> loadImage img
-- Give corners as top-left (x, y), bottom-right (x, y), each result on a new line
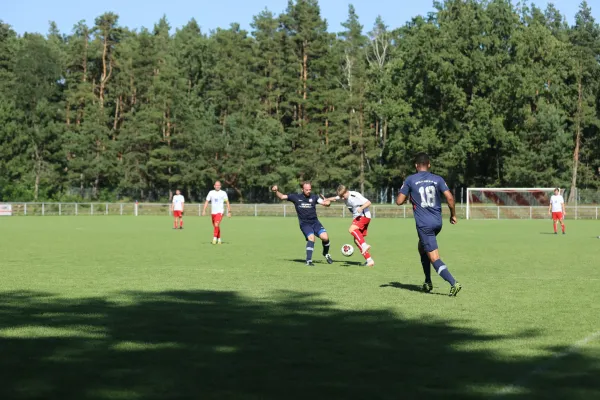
top-left (419, 226), bottom-right (461, 296)
top-left (560, 214), bottom-right (565, 234)
top-left (211, 214), bottom-right (218, 244)
top-left (553, 213), bottom-right (558, 234)
top-left (418, 241), bottom-right (432, 292)
top-left (173, 214), bottom-right (178, 229)
top-left (349, 218), bottom-right (371, 255)
top-left (179, 213), bottom-right (184, 229)
top-left (305, 231), bottom-right (316, 266)
top-left (317, 225), bottom-right (333, 264)
top-left (214, 213), bottom-right (223, 244)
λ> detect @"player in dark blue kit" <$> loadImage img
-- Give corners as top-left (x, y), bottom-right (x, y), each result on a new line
top-left (396, 153), bottom-right (462, 296)
top-left (271, 182), bottom-right (334, 266)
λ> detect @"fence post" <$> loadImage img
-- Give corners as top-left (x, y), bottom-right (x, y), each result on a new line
top-left (42, 203), bottom-right (45, 216)
top-left (59, 203), bottom-right (62, 216)
top-left (105, 203), bottom-right (108, 215)
top-left (403, 206), bottom-right (406, 219)
top-left (529, 206), bottom-right (532, 219)
top-left (373, 206), bottom-right (376, 219)
top-left (198, 204), bottom-right (201, 216)
top-left (120, 203), bottom-right (123, 216)
top-left (284, 204), bottom-right (286, 217)
top-left (24, 203), bottom-right (27, 216)
top-left (255, 204), bottom-right (257, 217)
top-left (75, 203), bottom-right (78, 216)
top-left (596, 207), bottom-right (598, 220)
top-left (343, 207), bottom-right (345, 218)
top-left (497, 206), bottom-right (500, 220)
top-left (135, 201), bottom-right (138, 217)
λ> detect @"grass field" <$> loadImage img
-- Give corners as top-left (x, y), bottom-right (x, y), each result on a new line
top-left (1, 216), bottom-right (599, 400)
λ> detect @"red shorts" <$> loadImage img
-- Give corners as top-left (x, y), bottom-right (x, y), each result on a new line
top-left (212, 213), bottom-right (223, 224)
top-left (552, 211), bottom-right (563, 221)
top-left (173, 210), bottom-right (182, 218)
top-left (352, 216), bottom-right (371, 236)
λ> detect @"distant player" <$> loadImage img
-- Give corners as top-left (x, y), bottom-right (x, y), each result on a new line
top-left (202, 181), bottom-right (231, 244)
top-left (170, 189), bottom-right (185, 230)
top-left (271, 182), bottom-right (333, 266)
top-left (396, 152), bottom-right (462, 296)
top-left (325, 185), bottom-right (375, 267)
top-left (549, 188), bottom-right (566, 235)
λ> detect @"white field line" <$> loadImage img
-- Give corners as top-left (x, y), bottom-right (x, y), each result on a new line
top-left (494, 329), bottom-right (600, 397)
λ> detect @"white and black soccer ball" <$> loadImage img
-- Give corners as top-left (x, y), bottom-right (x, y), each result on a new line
top-left (341, 244), bottom-right (354, 257)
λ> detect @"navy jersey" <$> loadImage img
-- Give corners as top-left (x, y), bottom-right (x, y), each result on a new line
top-left (287, 193), bottom-right (323, 222)
top-left (400, 171), bottom-right (450, 227)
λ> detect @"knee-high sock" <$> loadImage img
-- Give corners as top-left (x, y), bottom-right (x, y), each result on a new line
top-left (421, 252), bottom-right (431, 283)
top-left (432, 259), bottom-right (456, 286)
top-left (306, 240), bottom-right (315, 262)
top-left (322, 239), bottom-right (330, 256)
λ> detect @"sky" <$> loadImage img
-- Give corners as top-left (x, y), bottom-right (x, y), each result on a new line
top-left (3, 0), bottom-right (599, 36)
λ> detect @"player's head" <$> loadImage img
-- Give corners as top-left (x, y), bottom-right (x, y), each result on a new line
top-left (414, 152), bottom-right (431, 171)
top-left (336, 184), bottom-right (349, 199)
top-left (554, 188), bottom-right (560, 195)
top-left (301, 181), bottom-right (312, 196)
top-left (214, 181), bottom-right (221, 191)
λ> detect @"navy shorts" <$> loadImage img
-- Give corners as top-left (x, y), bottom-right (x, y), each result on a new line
top-left (417, 224), bottom-right (442, 253)
top-left (300, 220), bottom-right (327, 240)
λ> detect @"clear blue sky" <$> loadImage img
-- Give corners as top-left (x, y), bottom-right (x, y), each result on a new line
top-left (3, 0), bottom-right (599, 36)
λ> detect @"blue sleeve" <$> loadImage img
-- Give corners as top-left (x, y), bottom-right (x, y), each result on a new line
top-left (286, 193), bottom-right (296, 202)
top-left (437, 177), bottom-right (449, 193)
top-left (400, 179), bottom-right (410, 196)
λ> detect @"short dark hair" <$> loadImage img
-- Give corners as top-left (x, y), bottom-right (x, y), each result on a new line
top-left (301, 181), bottom-right (312, 188)
top-left (414, 152), bottom-right (430, 166)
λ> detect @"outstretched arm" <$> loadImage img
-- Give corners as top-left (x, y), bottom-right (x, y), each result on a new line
top-left (318, 194), bottom-right (331, 207)
top-left (443, 190), bottom-right (457, 224)
top-left (271, 185), bottom-right (288, 201)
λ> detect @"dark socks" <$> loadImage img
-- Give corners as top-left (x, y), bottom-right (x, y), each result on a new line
top-left (306, 241), bottom-right (315, 262)
top-left (432, 259), bottom-right (456, 286)
top-left (322, 240), bottom-right (330, 256)
top-left (420, 252), bottom-right (431, 283)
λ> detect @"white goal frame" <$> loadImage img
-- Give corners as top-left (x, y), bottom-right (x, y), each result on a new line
top-left (466, 187), bottom-right (559, 220)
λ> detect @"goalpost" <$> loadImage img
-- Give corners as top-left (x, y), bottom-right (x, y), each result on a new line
top-left (466, 188), bottom-right (563, 220)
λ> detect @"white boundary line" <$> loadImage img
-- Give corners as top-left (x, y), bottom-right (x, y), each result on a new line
top-left (494, 329), bottom-right (600, 397)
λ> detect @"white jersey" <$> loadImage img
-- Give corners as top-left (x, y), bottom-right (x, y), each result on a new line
top-left (550, 195), bottom-right (564, 212)
top-left (206, 190), bottom-right (228, 214)
top-left (172, 194), bottom-right (185, 211)
top-left (336, 191), bottom-right (371, 218)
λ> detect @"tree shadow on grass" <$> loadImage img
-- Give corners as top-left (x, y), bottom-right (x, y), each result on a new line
top-left (0, 290), bottom-right (598, 400)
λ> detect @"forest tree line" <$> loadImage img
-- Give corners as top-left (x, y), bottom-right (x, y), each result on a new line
top-left (0, 0), bottom-right (599, 203)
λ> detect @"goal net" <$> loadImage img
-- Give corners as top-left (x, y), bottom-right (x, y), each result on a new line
top-left (466, 188), bottom-right (564, 220)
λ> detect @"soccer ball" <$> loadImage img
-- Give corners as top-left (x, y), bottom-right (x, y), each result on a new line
top-left (341, 244), bottom-right (354, 257)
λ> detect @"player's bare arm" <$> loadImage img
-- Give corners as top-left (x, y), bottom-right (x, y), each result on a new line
top-left (396, 193), bottom-right (407, 206)
top-left (562, 200), bottom-right (566, 216)
top-left (443, 190), bottom-right (457, 224)
top-left (225, 199), bottom-right (232, 217)
top-left (271, 185), bottom-right (288, 200)
top-left (318, 194), bottom-right (331, 207)
top-left (202, 199), bottom-right (209, 216)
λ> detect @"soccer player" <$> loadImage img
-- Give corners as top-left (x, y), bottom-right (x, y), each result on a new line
top-left (325, 185), bottom-right (375, 267)
top-left (202, 181), bottom-right (232, 244)
top-left (271, 182), bottom-right (334, 266)
top-left (396, 152), bottom-right (462, 296)
top-left (548, 188), bottom-right (566, 235)
top-left (170, 189), bottom-right (185, 230)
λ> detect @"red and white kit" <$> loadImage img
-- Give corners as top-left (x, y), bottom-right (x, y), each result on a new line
top-left (550, 194), bottom-right (564, 221)
top-left (172, 194), bottom-right (185, 217)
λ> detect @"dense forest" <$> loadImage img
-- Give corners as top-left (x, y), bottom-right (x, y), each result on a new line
top-left (0, 0), bottom-right (599, 203)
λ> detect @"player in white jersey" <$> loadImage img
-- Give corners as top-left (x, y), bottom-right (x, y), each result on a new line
top-left (548, 188), bottom-right (566, 235)
top-left (202, 181), bottom-right (231, 244)
top-left (170, 189), bottom-right (185, 230)
top-left (326, 185), bottom-right (375, 267)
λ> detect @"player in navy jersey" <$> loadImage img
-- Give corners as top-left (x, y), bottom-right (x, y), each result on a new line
top-left (396, 153), bottom-right (462, 296)
top-left (272, 181), bottom-right (334, 266)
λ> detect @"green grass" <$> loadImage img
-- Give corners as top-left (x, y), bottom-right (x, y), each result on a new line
top-left (0, 216), bottom-right (599, 400)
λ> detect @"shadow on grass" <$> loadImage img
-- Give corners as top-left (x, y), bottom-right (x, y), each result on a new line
top-left (379, 281), bottom-right (446, 296)
top-left (0, 290), bottom-right (598, 399)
